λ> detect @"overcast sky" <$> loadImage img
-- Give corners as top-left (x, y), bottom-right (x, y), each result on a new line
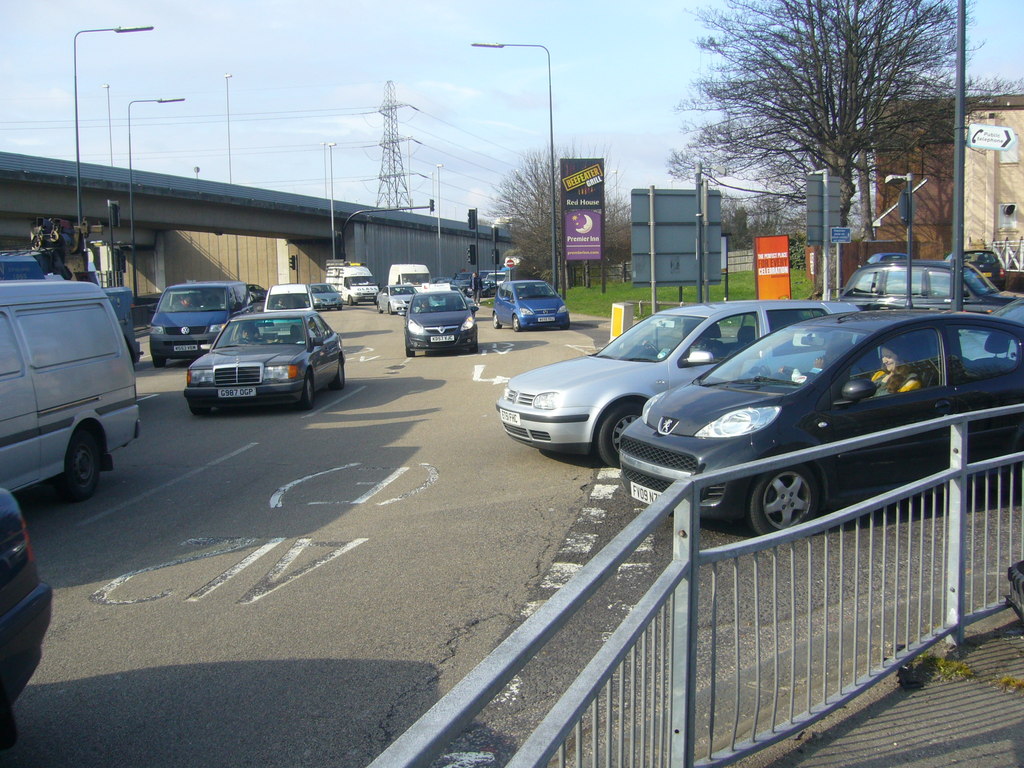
top-left (1, 0), bottom-right (1018, 224)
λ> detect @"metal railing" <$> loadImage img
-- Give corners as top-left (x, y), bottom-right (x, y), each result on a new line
top-left (369, 406), bottom-right (1024, 768)
top-left (993, 239), bottom-right (1024, 272)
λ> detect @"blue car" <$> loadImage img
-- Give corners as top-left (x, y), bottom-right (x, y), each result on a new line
top-left (0, 489), bottom-right (52, 747)
top-left (492, 280), bottom-right (569, 332)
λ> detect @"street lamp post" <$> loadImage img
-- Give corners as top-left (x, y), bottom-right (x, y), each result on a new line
top-left (102, 84), bottom-right (113, 166)
top-left (74, 25), bottom-right (153, 227)
top-left (128, 97), bottom-right (184, 297)
top-left (224, 74), bottom-right (233, 183)
top-left (326, 142), bottom-right (337, 262)
top-left (472, 42), bottom-right (559, 293)
top-left (435, 164), bottom-right (443, 275)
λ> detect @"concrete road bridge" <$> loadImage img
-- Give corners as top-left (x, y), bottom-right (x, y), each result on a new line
top-left (0, 151), bottom-right (507, 294)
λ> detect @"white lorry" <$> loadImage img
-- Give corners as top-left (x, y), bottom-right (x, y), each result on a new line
top-left (387, 263), bottom-right (431, 290)
top-left (325, 261), bottom-right (378, 305)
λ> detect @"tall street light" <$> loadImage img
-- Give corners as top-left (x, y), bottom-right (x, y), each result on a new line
top-left (472, 42), bottom-right (558, 293)
top-left (128, 97), bottom-right (185, 297)
top-left (224, 74), bottom-right (234, 183)
top-left (74, 25), bottom-right (153, 227)
top-left (102, 84), bottom-right (113, 165)
top-left (326, 142), bottom-right (337, 262)
top-left (435, 163), bottom-right (443, 275)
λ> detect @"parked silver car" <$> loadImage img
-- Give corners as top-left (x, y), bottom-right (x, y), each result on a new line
top-left (495, 300), bottom-right (858, 467)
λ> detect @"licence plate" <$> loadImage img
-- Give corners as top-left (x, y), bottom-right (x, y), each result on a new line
top-left (173, 344), bottom-right (199, 352)
top-left (630, 482), bottom-right (662, 505)
top-left (499, 409), bottom-right (521, 426)
top-left (218, 387), bottom-right (256, 398)
top-left (430, 334), bottom-right (456, 342)
top-left (537, 316), bottom-right (555, 322)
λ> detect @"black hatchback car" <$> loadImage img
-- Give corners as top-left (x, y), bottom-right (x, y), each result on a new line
top-left (839, 260), bottom-right (1020, 313)
top-left (619, 311), bottom-right (1024, 535)
top-left (184, 310), bottom-right (345, 414)
top-left (404, 290), bottom-right (478, 356)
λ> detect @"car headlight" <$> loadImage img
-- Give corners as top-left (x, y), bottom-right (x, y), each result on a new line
top-left (557, 304), bottom-right (568, 314)
top-left (460, 315), bottom-right (476, 331)
top-left (519, 306), bottom-right (535, 316)
top-left (150, 325), bottom-right (164, 335)
top-left (407, 318), bottom-right (425, 334)
top-left (641, 390), bottom-right (669, 423)
top-left (695, 407), bottom-right (781, 438)
top-left (187, 368), bottom-right (213, 385)
top-left (532, 391), bottom-right (560, 410)
top-left (265, 364), bottom-right (300, 382)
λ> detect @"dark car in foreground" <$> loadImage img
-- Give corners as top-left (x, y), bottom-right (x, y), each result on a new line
top-left (0, 489), bottom-right (52, 748)
top-left (184, 310), bottom-right (344, 414)
top-left (839, 260), bottom-right (1021, 313)
top-left (404, 289), bottom-right (478, 356)
top-left (619, 311), bottom-right (1024, 535)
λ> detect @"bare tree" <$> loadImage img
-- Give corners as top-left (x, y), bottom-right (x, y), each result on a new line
top-left (670, 0), bottom-right (965, 235)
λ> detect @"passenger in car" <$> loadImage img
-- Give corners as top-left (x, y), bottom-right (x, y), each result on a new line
top-left (872, 345), bottom-right (922, 395)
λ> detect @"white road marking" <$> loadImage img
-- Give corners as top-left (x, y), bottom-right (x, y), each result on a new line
top-left (436, 754), bottom-right (496, 767)
top-left (480, 342), bottom-right (515, 355)
top-left (301, 384), bottom-right (366, 419)
top-left (272, 463), bottom-right (438, 508)
top-left (521, 600), bottom-right (545, 618)
top-left (78, 442), bottom-right (259, 526)
top-left (495, 674), bottom-right (522, 704)
top-left (269, 464), bottom-right (361, 507)
top-left (559, 533), bottom-right (598, 555)
top-left (590, 484), bottom-right (618, 500)
top-left (472, 364), bottom-right (510, 386)
top-left (579, 507), bottom-right (607, 521)
top-left (137, 393), bottom-right (160, 402)
top-left (597, 468), bottom-right (621, 481)
top-left (351, 467), bottom-right (408, 504)
top-left (541, 562), bottom-right (581, 589)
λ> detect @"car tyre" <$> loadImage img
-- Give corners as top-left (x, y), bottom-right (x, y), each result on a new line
top-left (747, 465), bottom-right (818, 536)
top-left (328, 360), bottom-right (345, 390)
top-left (596, 402), bottom-right (642, 468)
top-left (189, 404), bottom-right (212, 416)
top-left (297, 373), bottom-right (316, 410)
top-left (152, 355), bottom-right (167, 369)
top-left (512, 315), bottom-right (521, 332)
top-left (54, 429), bottom-right (101, 502)
top-left (405, 346), bottom-right (415, 357)
top-left (468, 340), bottom-right (479, 355)
top-left (492, 313), bottom-right (502, 329)
top-left (387, 304), bottom-right (394, 315)
top-left (377, 303), bottom-right (383, 314)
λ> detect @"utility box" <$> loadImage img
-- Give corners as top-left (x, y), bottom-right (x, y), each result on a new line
top-left (610, 302), bottom-right (634, 340)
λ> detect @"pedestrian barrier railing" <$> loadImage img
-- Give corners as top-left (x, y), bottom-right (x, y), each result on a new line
top-left (993, 239), bottom-right (1024, 272)
top-left (368, 405), bottom-right (1024, 768)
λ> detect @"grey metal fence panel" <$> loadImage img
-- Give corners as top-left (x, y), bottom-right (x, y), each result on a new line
top-left (369, 405), bottom-right (1024, 768)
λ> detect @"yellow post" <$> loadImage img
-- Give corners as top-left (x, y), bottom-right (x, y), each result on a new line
top-left (610, 302), bottom-right (634, 340)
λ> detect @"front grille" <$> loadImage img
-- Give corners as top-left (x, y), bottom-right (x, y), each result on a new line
top-left (502, 424), bottom-right (552, 442)
top-left (619, 437), bottom-right (699, 473)
top-left (214, 364), bottom-right (262, 386)
top-left (171, 326), bottom-right (208, 335)
top-left (622, 467), bottom-right (673, 493)
top-left (505, 390), bottom-right (536, 407)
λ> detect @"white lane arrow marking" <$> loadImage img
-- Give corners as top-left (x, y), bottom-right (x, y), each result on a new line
top-left (473, 365), bottom-right (509, 386)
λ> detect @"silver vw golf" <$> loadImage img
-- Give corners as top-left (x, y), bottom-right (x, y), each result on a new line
top-left (495, 300), bottom-right (858, 466)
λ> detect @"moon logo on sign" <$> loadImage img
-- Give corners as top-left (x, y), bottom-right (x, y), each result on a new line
top-left (574, 214), bottom-right (593, 234)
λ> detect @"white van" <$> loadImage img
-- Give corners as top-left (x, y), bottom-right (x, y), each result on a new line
top-left (0, 280), bottom-right (140, 500)
top-left (387, 264), bottom-right (431, 289)
top-left (326, 263), bottom-right (378, 305)
top-left (264, 283), bottom-right (315, 312)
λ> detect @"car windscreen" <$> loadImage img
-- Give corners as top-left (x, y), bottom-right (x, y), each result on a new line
top-left (410, 294), bottom-right (467, 313)
top-left (596, 314), bottom-right (706, 362)
top-left (157, 287), bottom-right (227, 312)
top-left (963, 266), bottom-right (998, 295)
top-left (215, 318), bottom-right (305, 347)
top-left (391, 285), bottom-right (415, 295)
top-left (701, 324), bottom-right (868, 389)
top-left (514, 283), bottom-right (557, 300)
top-left (310, 284), bottom-right (335, 294)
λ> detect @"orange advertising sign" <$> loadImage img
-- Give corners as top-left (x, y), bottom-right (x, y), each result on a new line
top-left (754, 235), bottom-right (791, 299)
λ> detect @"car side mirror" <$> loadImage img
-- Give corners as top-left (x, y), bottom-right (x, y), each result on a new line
top-left (682, 349), bottom-right (714, 367)
top-left (310, 335), bottom-right (323, 348)
top-left (838, 377), bottom-right (876, 404)
top-left (471, 306), bottom-right (478, 314)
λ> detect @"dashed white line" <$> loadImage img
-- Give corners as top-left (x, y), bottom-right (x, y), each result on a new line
top-left (541, 562), bottom-right (581, 589)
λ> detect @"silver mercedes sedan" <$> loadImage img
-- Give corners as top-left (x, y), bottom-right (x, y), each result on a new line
top-left (495, 300), bottom-right (858, 467)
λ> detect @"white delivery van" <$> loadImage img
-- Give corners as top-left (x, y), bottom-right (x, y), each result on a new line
top-left (0, 280), bottom-right (140, 501)
top-left (387, 264), bottom-right (431, 290)
top-left (264, 283), bottom-right (315, 312)
top-left (326, 264), bottom-right (378, 305)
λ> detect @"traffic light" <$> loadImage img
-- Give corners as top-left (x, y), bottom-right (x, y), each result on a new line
top-left (467, 244), bottom-right (477, 265)
top-left (429, 198), bottom-right (435, 213)
top-left (289, 254), bottom-right (297, 270)
top-left (467, 208), bottom-right (477, 230)
top-left (107, 199), bottom-right (121, 227)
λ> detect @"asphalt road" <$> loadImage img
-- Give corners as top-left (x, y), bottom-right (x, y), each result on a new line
top-left (6, 302), bottom-right (715, 768)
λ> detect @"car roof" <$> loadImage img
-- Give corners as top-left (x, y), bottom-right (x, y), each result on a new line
top-left (647, 299), bottom-right (856, 320)
top-left (857, 260), bottom-right (950, 269)
top-left (237, 310), bottom-right (318, 321)
top-left (785, 308), bottom-right (1022, 334)
top-left (267, 283), bottom-right (310, 293)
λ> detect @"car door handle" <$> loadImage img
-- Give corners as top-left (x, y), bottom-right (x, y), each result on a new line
top-left (933, 399), bottom-right (953, 414)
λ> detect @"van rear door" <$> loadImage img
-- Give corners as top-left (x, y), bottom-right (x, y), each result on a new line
top-left (0, 311), bottom-right (40, 491)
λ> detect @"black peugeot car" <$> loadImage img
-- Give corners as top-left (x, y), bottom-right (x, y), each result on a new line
top-left (619, 310), bottom-right (1024, 535)
top-left (404, 290), bottom-right (479, 356)
top-left (184, 310), bottom-right (345, 414)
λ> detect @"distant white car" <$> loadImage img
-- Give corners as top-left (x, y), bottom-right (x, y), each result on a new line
top-left (264, 283), bottom-right (315, 312)
top-left (495, 300), bottom-right (859, 467)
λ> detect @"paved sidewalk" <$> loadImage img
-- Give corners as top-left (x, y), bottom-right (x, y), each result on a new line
top-left (738, 610), bottom-right (1024, 768)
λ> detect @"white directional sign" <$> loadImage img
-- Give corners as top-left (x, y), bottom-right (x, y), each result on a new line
top-left (968, 124), bottom-right (1018, 151)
